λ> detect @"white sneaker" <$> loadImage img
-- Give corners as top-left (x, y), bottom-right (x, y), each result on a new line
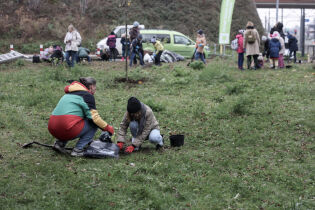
top-left (71, 148), bottom-right (84, 157)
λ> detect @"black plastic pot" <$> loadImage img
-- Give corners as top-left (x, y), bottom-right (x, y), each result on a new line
top-left (170, 135), bottom-right (184, 147)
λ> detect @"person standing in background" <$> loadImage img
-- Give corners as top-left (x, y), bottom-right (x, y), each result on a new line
top-left (236, 30), bottom-right (245, 70)
top-left (288, 32), bottom-right (298, 63)
top-left (243, 21), bottom-right (260, 70)
top-left (195, 30), bottom-right (207, 64)
top-left (64, 24), bottom-right (81, 67)
top-left (129, 21), bottom-right (140, 64)
top-left (121, 33), bottom-right (131, 61)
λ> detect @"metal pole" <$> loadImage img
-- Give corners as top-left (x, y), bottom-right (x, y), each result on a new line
top-left (301, 8), bottom-right (305, 57)
top-left (124, 0), bottom-right (128, 80)
top-left (281, 8), bottom-right (283, 23)
top-left (265, 15), bottom-right (267, 32)
top-left (268, 9), bottom-right (271, 32)
top-left (276, 0), bottom-right (279, 23)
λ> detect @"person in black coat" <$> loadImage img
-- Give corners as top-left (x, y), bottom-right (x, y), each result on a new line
top-left (288, 33), bottom-right (298, 63)
top-left (129, 34), bottom-right (144, 67)
top-left (262, 35), bottom-right (270, 62)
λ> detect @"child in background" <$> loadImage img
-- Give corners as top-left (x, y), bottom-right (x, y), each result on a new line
top-left (106, 31), bottom-right (117, 61)
top-left (258, 53), bottom-right (264, 68)
top-left (269, 31), bottom-right (281, 69)
top-left (151, 36), bottom-right (164, 66)
top-left (236, 29), bottom-right (245, 70)
top-left (262, 35), bottom-right (270, 63)
top-left (121, 33), bottom-right (130, 61)
top-left (130, 34), bottom-right (144, 67)
top-left (41, 46), bottom-right (54, 62)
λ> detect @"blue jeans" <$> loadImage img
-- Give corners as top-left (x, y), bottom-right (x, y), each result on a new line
top-left (56, 119), bottom-right (97, 150)
top-left (76, 56), bottom-right (91, 63)
top-left (65, 50), bottom-right (77, 67)
top-left (130, 51), bottom-right (144, 67)
top-left (122, 47), bottom-right (130, 59)
top-left (195, 52), bottom-right (206, 64)
top-left (129, 121), bottom-right (163, 146)
top-left (238, 53), bottom-right (244, 69)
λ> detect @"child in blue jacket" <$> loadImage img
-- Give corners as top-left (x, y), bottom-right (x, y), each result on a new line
top-left (269, 32), bottom-right (281, 69)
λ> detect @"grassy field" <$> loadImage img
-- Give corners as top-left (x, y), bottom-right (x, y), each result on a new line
top-left (0, 58), bottom-right (314, 209)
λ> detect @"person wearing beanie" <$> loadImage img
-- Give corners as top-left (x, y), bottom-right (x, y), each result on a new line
top-left (116, 97), bottom-right (163, 154)
top-left (195, 29), bottom-right (207, 64)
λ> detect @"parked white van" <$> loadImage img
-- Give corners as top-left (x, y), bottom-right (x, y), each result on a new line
top-left (96, 25), bottom-right (145, 55)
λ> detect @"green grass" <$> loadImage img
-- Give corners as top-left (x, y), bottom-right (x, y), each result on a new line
top-left (0, 58), bottom-right (314, 209)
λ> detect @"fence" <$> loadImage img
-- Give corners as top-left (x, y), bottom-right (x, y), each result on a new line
top-left (208, 44), bottom-right (236, 57)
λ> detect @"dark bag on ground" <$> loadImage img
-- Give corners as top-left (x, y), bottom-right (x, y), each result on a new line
top-left (84, 141), bottom-right (119, 158)
top-left (83, 131), bottom-right (119, 158)
top-left (32, 55), bottom-right (41, 63)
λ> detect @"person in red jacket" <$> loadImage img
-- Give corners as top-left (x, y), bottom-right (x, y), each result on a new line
top-left (48, 77), bottom-right (114, 157)
top-left (236, 29), bottom-right (245, 70)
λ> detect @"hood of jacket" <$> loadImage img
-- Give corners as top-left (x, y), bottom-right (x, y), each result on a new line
top-left (271, 38), bottom-right (279, 43)
top-left (236, 34), bottom-right (243, 39)
top-left (64, 81), bottom-right (89, 94)
top-left (277, 22), bottom-right (283, 30)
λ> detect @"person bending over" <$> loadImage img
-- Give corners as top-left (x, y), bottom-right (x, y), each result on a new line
top-left (151, 37), bottom-right (164, 66)
top-left (116, 97), bottom-right (163, 154)
top-left (48, 77), bottom-right (114, 157)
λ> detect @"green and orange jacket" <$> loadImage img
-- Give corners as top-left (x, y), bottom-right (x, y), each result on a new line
top-left (48, 81), bottom-right (108, 141)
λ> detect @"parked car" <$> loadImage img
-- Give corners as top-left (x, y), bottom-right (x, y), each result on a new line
top-left (97, 27), bottom-right (210, 58)
top-left (96, 25), bottom-right (145, 55)
top-left (140, 29), bottom-right (210, 58)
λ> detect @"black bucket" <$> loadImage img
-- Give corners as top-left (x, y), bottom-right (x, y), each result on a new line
top-left (170, 135), bottom-right (184, 147)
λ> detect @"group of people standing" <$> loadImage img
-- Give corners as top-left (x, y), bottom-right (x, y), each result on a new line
top-left (235, 21), bottom-right (299, 70)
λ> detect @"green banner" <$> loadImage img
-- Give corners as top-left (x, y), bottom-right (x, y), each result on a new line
top-left (219, 0), bottom-right (235, 44)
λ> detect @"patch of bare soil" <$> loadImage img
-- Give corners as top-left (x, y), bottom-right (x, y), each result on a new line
top-left (114, 77), bottom-right (147, 84)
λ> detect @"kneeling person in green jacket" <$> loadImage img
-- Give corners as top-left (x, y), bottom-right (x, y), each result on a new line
top-left (77, 47), bottom-right (91, 63)
top-left (116, 97), bottom-right (163, 153)
top-left (48, 77), bottom-right (114, 156)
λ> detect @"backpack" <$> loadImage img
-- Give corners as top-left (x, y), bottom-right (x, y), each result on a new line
top-left (231, 38), bottom-right (238, 50)
top-left (246, 30), bottom-right (256, 44)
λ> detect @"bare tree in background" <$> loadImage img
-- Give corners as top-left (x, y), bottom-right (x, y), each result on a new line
top-left (80, 0), bottom-right (88, 15)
